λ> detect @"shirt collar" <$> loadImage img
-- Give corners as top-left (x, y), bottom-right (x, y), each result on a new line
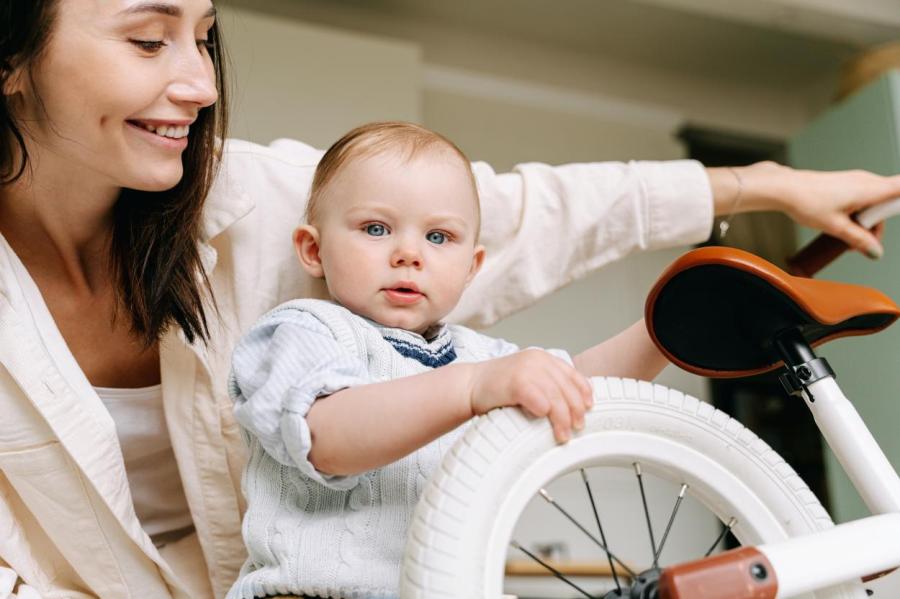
top-left (200, 149), bottom-right (255, 243)
top-left (375, 322), bottom-right (457, 368)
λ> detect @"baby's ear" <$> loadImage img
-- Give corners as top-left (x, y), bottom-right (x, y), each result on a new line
top-left (293, 225), bottom-right (325, 278)
top-left (465, 244), bottom-right (486, 285)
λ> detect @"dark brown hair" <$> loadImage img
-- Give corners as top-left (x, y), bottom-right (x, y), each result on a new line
top-left (307, 121), bottom-right (480, 237)
top-left (0, 0), bottom-right (229, 346)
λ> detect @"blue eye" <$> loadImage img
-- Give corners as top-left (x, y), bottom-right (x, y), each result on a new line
top-left (365, 223), bottom-right (388, 236)
top-left (426, 231), bottom-right (447, 244)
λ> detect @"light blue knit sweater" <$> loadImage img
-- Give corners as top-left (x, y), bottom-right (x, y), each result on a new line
top-left (227, 299), bottom-right (568, 599)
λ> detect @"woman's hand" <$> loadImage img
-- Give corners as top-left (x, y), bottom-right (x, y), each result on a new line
top-left (709, 161), bottom-right (900, 258)
top-left (467, 349), bottom-right (593, 443)
top-left (0, 567), bottom-right (41, 599)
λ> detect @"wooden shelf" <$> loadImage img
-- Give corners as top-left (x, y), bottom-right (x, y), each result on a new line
top-left (505, 559), bottom-right (635, 578)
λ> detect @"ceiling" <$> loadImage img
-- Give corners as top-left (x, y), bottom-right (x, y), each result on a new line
top-left (236, 0), bottom-right (899, 90)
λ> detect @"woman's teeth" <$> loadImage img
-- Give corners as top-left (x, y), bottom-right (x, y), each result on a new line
top-left (136, 122), bottom-right (190, 139)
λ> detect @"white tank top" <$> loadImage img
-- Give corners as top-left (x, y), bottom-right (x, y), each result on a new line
top-left (93, 384), bottom-right (193, 544)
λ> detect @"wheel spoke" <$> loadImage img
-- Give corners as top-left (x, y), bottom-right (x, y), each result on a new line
top-left (633, 462), bottom-right (660, 569)
top-left (705, 517), bottom-right (738, 557)
top-left (654, 483), bottom-right (688, 563)
top-left (538, 489), bottom-right (637, 578)
top-left (510, 540), bottom-right (598, 599)
top-left (580, 469), bottom-right (623, 594)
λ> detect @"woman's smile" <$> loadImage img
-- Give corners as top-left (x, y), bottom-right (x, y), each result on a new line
top-left (126, 120), bottom-right (190, 150)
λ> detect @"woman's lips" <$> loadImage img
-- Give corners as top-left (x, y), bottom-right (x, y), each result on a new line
top-left (126, 120), bottom-right (189, 150)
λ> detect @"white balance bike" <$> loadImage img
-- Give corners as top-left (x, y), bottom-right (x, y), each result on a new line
top-left (401, 198), bottom-right (900, 599)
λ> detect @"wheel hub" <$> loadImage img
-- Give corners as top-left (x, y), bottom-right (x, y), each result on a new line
top-left (602, 567), bottom-right (661, 599)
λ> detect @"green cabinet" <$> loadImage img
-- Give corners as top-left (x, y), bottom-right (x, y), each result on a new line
top-left (788, 70), bottom-right (900, 522)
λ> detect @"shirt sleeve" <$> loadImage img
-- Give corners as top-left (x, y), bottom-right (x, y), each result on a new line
top-left (449, 159), bottom-right (713, 328)
top-left (229, 309), bottom-right (370, 490)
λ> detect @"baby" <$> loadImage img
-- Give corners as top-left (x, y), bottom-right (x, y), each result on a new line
top-left (226, 121), bottom-right (668, 599)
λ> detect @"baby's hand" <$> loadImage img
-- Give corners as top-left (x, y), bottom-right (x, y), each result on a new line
top-left (467, 349), bottom-right (593, 443)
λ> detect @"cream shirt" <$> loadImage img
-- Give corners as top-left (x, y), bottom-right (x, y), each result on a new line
top-left (0, 138), bottom-right (712, 598)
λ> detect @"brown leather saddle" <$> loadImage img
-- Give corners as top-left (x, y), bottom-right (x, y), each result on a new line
top-left (645, 247), bottom-right (900, 378)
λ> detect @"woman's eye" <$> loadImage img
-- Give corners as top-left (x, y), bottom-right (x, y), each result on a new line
top-left (426, 231), bottom-right (447, 244)
top-left (130, 39), bottom-right (166, 52)
top-left (365, 223), bottom-right (388, 236)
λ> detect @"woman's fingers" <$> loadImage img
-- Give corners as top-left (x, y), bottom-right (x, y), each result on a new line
top-left (15, 586), bottom-right (41, 599)
top-left (0, 569), bottom-right (40, 599)
top-left (832, 215), bottom-right (884, 259)
top-left (0, 568), bottom-right (16, 597)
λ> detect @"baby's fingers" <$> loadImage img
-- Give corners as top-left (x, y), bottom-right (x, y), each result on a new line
top-left (547, 395), bottom-right (573, 443)
top-left (556, 374), bottom-right (588, 433)
top-left (523, 376), bottom-right (573, 444)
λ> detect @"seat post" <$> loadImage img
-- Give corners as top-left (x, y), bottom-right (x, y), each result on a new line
top-left (774, 328), bottom-right (900, 514)
top-left (773, 328), bottom-right (835, 401)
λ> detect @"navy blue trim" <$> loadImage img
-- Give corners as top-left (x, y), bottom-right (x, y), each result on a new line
top-left (385, 336), bottom-right (457, 368)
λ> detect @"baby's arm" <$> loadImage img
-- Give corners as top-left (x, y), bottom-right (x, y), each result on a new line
top-left (308, 349), bottom-right (592, 476)
top-left (572, 319), bottom-right (669, 380)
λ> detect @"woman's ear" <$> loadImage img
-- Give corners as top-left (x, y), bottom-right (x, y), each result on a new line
top-left (293, 225), bottom-right (325, 278)
top-left (2, 64), bottom-right (25, 98)
top-left (465, 245), bottom-right (486, 286)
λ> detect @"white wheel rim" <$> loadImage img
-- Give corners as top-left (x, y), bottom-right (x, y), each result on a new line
top-left (479, 431), bottom-right (795, 597)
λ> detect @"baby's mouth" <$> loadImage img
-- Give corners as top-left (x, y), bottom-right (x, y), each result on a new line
top-left (384, 285), bottom-right (425, 303)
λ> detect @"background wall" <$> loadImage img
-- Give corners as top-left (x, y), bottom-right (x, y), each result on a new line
top-left (216, 2), bottom-right (900, 595)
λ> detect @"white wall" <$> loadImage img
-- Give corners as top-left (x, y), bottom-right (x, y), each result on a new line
top-left (222, 0), bottom-right (828, 140)
top-left (218, 6), bottom-right (421, 148)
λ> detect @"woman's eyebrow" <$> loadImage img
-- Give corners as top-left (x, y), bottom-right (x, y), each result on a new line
top-left (117, 3), bottom-right (217, 18)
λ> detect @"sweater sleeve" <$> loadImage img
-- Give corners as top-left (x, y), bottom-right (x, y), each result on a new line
top-left (229, 308), bottom-right (370, 490)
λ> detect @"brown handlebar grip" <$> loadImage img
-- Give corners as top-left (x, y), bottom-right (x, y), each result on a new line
top-left (786, 233), bottom-right (850, 278)
top-left (658, 546), bottom-right (777, 599)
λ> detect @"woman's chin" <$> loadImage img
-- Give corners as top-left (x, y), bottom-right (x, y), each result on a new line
top-left (128, 165), bottom-right (184, 192)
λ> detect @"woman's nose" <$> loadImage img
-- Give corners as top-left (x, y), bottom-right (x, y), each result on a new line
top-left (167, 45), bottom-right (218, 108)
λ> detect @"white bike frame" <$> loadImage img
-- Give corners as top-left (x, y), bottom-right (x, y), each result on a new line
top-left (663, 198), bottom-right (900, 599)
top-left (762, 377), bottom-right (900, 597)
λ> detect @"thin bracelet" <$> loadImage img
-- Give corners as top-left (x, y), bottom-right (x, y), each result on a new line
top-left (718, 167), bottom-right (744, 238)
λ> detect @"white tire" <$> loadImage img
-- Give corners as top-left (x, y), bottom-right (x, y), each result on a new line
top-left (401, 377), bottom-right (867, 598)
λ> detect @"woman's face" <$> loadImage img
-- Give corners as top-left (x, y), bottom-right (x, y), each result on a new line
top-left (11, 0), bottom-right (218, 192)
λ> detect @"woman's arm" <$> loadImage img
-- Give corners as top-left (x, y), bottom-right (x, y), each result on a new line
top-left (572, 319), bottom-right (668, 381)
top-left (453, 159), bottom-right (712, 328)
top-left (453, 158), bottom-right (900, 328)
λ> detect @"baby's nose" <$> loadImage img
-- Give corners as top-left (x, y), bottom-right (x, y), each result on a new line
top-left (391, 245), bottom-right (422, 268)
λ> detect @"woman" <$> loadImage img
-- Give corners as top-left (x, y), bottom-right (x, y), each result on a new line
top-left (1, 1), bottom-right (898, 598)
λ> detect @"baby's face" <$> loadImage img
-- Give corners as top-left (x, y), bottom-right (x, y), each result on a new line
top-left (307, 149), bottom-right (484, 334)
